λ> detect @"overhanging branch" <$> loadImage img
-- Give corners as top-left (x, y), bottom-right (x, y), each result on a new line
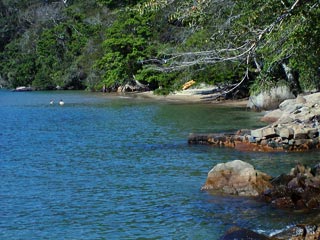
top-left (143, 0), bottom-right (303, 74)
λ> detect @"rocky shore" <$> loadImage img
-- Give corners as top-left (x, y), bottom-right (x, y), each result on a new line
top-left (189, 92), bottom-right (320, 152)
top-left (202, 160), bottom-right (320, 210)
top-left (202, 160), bottom-right (320, 239)
top-left (136, 88), bottom-right (320, 239)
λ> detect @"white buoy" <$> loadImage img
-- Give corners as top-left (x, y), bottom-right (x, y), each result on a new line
top-left (59, 100), bottom-right (64, 106)
top-left (50, 99), bottom-right (54, 105)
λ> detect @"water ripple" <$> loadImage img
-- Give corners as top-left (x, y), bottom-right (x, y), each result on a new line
top-left (1, 90), bottom-right (319, 239)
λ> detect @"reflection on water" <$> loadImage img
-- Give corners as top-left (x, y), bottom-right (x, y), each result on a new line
top-left (1, 90), bottom-right (319, 239)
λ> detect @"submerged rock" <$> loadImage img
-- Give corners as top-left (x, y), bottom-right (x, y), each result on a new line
top-left (220, 226), bottom-right (273, 240)
top-left (201, 160), bottom-right (272, 196)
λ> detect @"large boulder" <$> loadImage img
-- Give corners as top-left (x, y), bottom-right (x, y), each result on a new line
top-left (201, 160), bottom-right (272, 196)
top-left (247, 85), bottom-right (295, 110)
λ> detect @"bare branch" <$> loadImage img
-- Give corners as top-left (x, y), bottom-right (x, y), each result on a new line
top-left (145, 0), bottom-right (303, 74)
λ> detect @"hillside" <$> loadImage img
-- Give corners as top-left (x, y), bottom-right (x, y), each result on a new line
top-left (0, 0), bottom-right (319, 98)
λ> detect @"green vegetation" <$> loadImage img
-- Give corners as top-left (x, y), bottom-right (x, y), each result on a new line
top-left (0, 0), bottom-right (319, 95)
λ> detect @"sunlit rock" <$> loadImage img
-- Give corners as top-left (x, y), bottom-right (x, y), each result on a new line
top-left (247, 85), bottom-right (295, 110)
top-left (201, 160), bottom-right (272, 196)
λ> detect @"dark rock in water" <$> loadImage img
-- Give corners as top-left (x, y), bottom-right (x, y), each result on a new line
top-left (262, 163), bottom-right (320, 210)
top-left (270, 174), bottom-right (294, 186)
top-left (220, 226), bottom-right (272, 240)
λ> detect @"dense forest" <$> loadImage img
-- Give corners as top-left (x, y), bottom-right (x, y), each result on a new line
top-left (0, 0), bottom-right (319, 96)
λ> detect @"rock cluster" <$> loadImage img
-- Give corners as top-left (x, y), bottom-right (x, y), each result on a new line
top-left (263, 163), bottom-right (320, 210)
top-left (202, 160), bottom-right (320, 239)
top-left (203, 160), bottom-right (320, 210)
top-left (252, 93), bottom-right (320, 151)
top-left (189, 93), bottom-right (320, 152)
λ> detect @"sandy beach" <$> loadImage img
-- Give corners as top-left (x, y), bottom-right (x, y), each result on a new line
top-left (132, 90), bottom-right (249, 107)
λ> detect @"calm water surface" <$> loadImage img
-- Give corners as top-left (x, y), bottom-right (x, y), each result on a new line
top-left (1, 90), bottom-right (320, 239)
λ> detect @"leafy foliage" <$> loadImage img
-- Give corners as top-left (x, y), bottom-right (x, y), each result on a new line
top-left (0, 40), bottom-right (37, 88)
top-left (0, 1), bottom-right (99, 89)
top-left (34, 10), bottom-right (94, 89)
top-left (95, 10), bottom-right (156, 89)
top-left (234, 0), bottom-right (320, 93)
top-left (0, 0), bottom-right (319, 95)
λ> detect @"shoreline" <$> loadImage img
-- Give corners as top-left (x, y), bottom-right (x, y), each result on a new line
top-left (130, 91), bottom-right (249, 107)
top-left (7, 87), bottom-right (249, 107)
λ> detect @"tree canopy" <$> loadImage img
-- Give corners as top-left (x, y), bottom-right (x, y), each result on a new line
top-left (0, 0), bottom-right (319, 95)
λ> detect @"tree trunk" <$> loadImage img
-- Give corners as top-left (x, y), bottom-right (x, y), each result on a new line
top-left (282, 62), bottom-right (301, 96)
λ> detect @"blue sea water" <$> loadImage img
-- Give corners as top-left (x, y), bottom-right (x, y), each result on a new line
top-left (1, 90), bottom-right (320, 239)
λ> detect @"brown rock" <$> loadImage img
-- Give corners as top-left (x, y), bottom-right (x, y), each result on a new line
top-left (290, 163), bottom-right (310, 176)
top-left (305, 177), bottom-right (320, 189)
top-left (287, 177), bottom-right (301, 189)
top-left (263, 163), bottom-right (320, 210)
top-left (202, 160), bottom-right (272, 196)
top-left (271, 197), bottom-right (295, 208)
top-left (306, 198), bottom-right (319, 209)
